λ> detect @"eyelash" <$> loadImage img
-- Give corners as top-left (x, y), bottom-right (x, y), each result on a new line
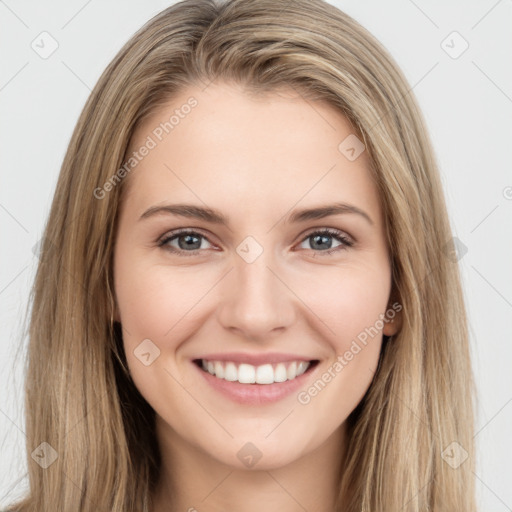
top-left (157, 227), bottom-right (354, 257)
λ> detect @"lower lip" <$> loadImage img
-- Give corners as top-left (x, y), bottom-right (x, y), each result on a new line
top-left (193, 361), bottom-right (319, 405)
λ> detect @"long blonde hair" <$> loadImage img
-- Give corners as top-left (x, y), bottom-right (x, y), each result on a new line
top-left (8, 0), bottom-right (476, 510)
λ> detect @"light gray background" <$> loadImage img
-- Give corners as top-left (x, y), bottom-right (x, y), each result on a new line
top-left (1, 0), bottom-right (511, 509)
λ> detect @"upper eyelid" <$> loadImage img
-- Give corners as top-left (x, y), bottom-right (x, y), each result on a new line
top-left (159, 227), bottom-right (215, 244)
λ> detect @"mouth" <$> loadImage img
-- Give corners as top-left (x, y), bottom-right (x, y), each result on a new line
top-left (193, 358), bottom-right (320, 385)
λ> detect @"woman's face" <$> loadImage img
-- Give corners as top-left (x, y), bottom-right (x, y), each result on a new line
top-left (113, 81), bottom-right (400, 470)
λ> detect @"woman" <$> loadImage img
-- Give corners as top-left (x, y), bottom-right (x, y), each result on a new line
top-left (6, 0), bottom-right (476, 510)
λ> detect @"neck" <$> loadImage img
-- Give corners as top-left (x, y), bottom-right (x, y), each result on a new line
top-left (151, 419), bottom-right (347, 512)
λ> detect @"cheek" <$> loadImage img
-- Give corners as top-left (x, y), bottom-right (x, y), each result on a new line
top-left (260, 261), bottom-right (389, 454)
top-left (291, 261), bottom-right (390, 411)
top-left (114, 251), bottom-right (209, 341)
top-left (113, 254), bottom-right (210, 408)
top-left (293, 260), bottom-right (391, 348)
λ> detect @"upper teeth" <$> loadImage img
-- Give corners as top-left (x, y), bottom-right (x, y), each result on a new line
top-left (201, 359), bottom-right (311, 384)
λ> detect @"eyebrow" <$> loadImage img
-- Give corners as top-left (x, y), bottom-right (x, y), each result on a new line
top-left (139, 202), bottom-right (373, 226)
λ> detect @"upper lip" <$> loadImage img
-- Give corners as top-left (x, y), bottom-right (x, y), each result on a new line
top-left (194, 352), bottom-right (317, 366)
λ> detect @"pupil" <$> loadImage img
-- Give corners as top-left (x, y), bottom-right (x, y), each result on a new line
top-left (179, 234), bottom-right (200, 250)
top-left (313, 234), bottom-right (331, 250)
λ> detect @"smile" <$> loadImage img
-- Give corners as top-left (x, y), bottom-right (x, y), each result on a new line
top-left (192, 354), bottom-right (321, 404)
top-left (196, 359), bottom-right (315, 384)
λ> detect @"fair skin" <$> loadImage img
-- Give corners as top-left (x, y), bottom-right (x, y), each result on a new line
top-left (113, 81), bottom-right (401, 512)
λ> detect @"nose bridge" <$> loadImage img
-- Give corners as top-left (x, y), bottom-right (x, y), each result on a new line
top-left (217, 235), bottom-right (295, 337)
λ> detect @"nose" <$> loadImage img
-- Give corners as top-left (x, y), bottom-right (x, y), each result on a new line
top-left (217, 246), bottom-right (296, 341)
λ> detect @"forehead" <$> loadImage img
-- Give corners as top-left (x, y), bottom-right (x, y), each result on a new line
top-left (121, 82), bottom-right (381, 226)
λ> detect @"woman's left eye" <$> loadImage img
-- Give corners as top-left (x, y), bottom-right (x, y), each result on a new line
top-left (158, 228), bottom-right (353, 257)
top-left (297, 228), bottom-right (353, 255)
